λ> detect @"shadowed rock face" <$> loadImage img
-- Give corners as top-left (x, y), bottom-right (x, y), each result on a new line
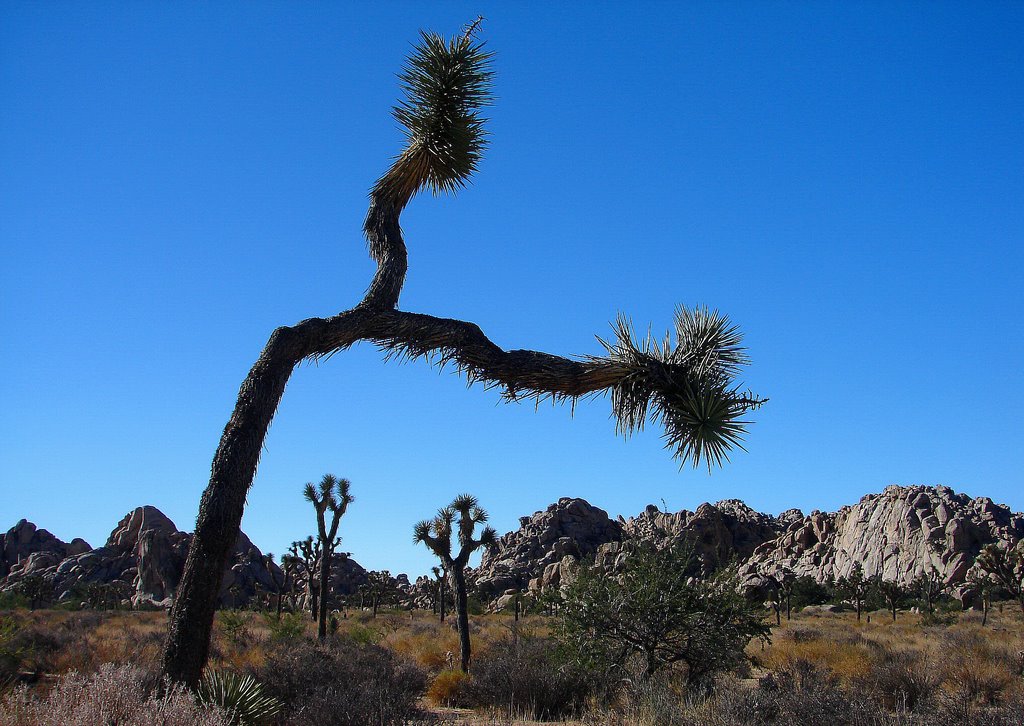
top-left (739, 485), bottom-right (1024, 590)
top-left (0, 506), bottom-right (284, 608)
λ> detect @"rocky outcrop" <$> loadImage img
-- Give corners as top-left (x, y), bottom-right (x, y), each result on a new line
top-left (0, 520), bottom-right (90, 578)
top-left (740, 485), bottom-right (1024, 590)
top-left (474, 485), bottom-right (1023, 602)
top-left (1, 506), bottom-right (283, 608)
top-left (620, 499), bottom-right (789, 571)
top-left (475, 498), bottom-right (623, 597)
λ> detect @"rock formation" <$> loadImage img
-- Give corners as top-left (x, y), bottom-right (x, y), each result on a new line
top-left (475, 497), bottom-right (623, 597)
top-left (739, 485), bottom-right (1024, 590)
top-left (0, 506), bottom-right (283, 608)
top-left (0, 520), bottom-right (90, 578)
top-left (474, 485), bottom-right (1023, 604)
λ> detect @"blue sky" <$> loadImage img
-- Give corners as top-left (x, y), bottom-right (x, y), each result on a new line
top-left (2, 3), bottom-right (1022, 578)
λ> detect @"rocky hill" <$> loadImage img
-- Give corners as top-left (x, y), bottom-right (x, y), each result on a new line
top-left (0, 506), bottom-right (284, 608)
top-left (738, 485), bottom-right (1024, 588)
top-left (475, 485), bottom-right (1023, 602)
top-left (4, 484), bottom-right (1021, 610)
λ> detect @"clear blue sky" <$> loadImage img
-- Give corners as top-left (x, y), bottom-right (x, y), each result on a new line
top-left (2, 3), bottom-right (1021, 578)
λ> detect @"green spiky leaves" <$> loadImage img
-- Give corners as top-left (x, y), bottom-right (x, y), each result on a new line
top-left (597, 306), bottom-right (766, 471)
top-left (375, 24), bottom-right (494, 205)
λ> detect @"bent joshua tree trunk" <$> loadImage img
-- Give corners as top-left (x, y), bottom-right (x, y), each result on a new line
top-left (160, 26), bottom-right (764, 686)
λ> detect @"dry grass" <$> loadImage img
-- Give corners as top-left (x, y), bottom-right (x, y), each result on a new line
top-left (2, 604), bottom-right (1022, 724)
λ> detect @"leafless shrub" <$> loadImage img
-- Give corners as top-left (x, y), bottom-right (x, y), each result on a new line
top-left (867, 649), bottom-right (941, 712)
top-left (466, 635), bottom-right (609, 720)
top-left (252, 637), bottom-right (427, 725)
top-left (0, 662), bottom-right (230, 726)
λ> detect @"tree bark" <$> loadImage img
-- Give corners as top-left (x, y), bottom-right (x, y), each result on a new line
top-left (452, 566), bottom-right (472, 672)
top-left (439, 574), bottom-right (447, 623)
top-left (317, 548), bottom-right (331, 640)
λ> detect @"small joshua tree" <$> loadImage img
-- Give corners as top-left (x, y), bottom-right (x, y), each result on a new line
top-left (977, 542), bottom-right (1024, 614)
top-left (303, 474), bottom-right (354, 640)
top-left (912, 565), bottom-right (945, 614)
top-left (364, 570), bottom-right (394, 618)
top-left (291, 536), bottom-right (321, 621)
top-left (837, 563), bottom-right (872, 621)
top-left (414, 494), bottom-right (497, 672)
top-left (967, 569), bottom-right (996, 626)
top-left (876, 577), bottom-right (907, 623)
top-left (763, 568), bottom-right (795, 624)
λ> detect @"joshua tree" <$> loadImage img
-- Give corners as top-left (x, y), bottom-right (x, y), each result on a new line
top-left (912, 565), bottom-right (945, 614)
top-left (763, 568), bottom-right (795, 624)
top-left (303, 474), bottom-right (354, 640)
top-left (837, 563), bottom-right (872, 621)
top-left (876, 578), bottom-right (907, 623)
top-left (162, 21), bottom-right (765, 685)
top-left (277, 552), bottom-right (300, 618)
top-left (364, 570), bottom-right (394, 618)
top-left (291, 536), bottom-right (321, 621)
top-left (967, 569), bottom-right (995, 626)
top-left (414, 494), bottom-right (497, 672)
top-left (977, 542), bottom-right (1024, 614)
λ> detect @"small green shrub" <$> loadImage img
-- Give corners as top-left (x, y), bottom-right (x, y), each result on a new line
top-left (262, 612), bottom-right (304, 641)
top-left (218, 610), bottom-right (251, 645)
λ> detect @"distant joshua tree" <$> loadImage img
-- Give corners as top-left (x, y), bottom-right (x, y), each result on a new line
top-left (912, 565), bottom-right (945, 614)
top-left (303, 474), bottom-right (354, 640)
top-left (364, 570), bottom-right (394, 618)
top-left (876, 578), bottom-right (908, 623)
top-left (966, 569), bottom-right (995, 626)
top-left (291, 536), bottom-right (321, 621)
top-left (415, 494), bottom-right (497, 672)
top-left (161, 20), bottom-right (765, 685)
top-left (837, 563), bottom-right (872, 621)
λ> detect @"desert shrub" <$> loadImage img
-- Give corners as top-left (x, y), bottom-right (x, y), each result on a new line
top-left (0, 591), bottom-right (29, 610)
top-left (919, 609), bottom-right (957, 627)
top-left (427, 669), bottom-right (469, 707)
top-left (2, 615), bottom-right (91, 674)
top-left (466, 634), bottom-right (608, 720)
top-left (345, 622), bottom-right (383, 645)
top-left (0, 662), bottom-right (231, 726)
top-left (560, 543), bottom-right (769, 688)
top-left (940, 629), bottom-right (1016, 706)
top-left (262, 612), bottom-right (305, 641)
top-left (604, 674), bottom-right (688, 726)
top-left (0, 617), bottom-right (23, 691)
top-left (866, 649), bottom-right (940, 712)
top-left (218, 610), bottom-right (252, 646)
top-left (758, 658), bottom-right (881, 725)
top-left (252, 637), bottom-right (426, 725)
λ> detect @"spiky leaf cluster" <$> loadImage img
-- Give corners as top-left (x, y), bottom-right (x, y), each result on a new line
top-left (197, 669), bottom-right (282, 725)
top-left (596, 305), bottom-right (764, 471)
top-left (414, 494), bottom-right (497, 565)
top-left (375, 23), bottom-right (493, 204)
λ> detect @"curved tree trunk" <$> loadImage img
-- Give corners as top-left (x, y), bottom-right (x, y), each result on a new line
top-left (452, 567), bottom-right (471, 672)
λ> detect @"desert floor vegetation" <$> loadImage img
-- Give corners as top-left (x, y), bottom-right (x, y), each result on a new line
top-left (2, 603), bottom-right (1023, 725)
